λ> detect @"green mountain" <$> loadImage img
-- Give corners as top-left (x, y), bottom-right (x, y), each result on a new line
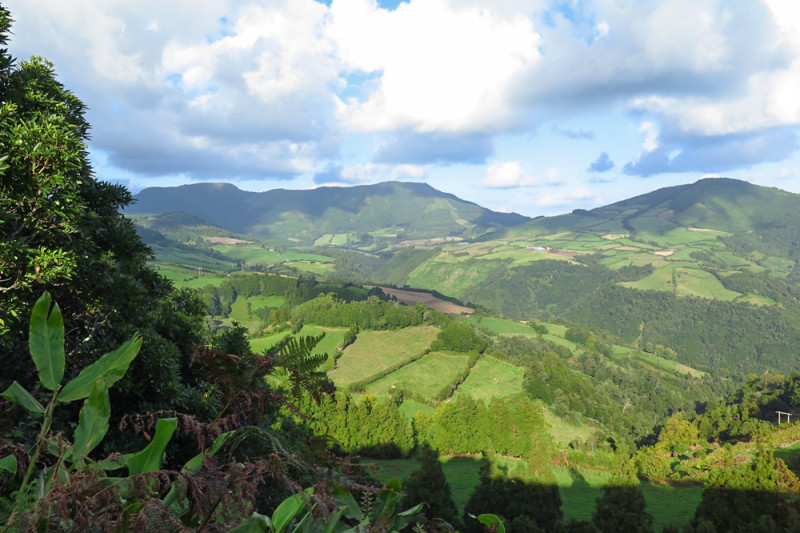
top-left (500, 177), bottom-right (800, 259)
top-left (126, 181), bottom-right (529, 245)
top-left (354, 178), bottom-right (800, 374)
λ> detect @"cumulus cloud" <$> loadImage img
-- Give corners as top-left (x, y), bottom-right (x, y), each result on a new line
top-left (330, 0), bottom-right (541, 134)
top-left (588, 152), bottom-right (614, 172)
top-left (535, 187), bottom-right (597, 208)
top-left (480, 161), bottom-right (563, 188)
top-left (624, 127), bottom-right (798, 177)
top-left (313, 162), bottom-right (427, 185)
top-left (5, 0), bottom-right (800, 186)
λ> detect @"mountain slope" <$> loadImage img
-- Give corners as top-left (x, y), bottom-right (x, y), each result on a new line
top-left (126, 181), bottom-right (529, 245)
top-left (500, 178), bottom-right (800, 259)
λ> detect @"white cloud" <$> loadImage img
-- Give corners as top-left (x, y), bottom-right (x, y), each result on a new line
top-left (535, 187), bottom-right (596, 207)
top-left (482, 161), bottom-right (538, 188)
top-left (330, 0), bottom-right (541, 133)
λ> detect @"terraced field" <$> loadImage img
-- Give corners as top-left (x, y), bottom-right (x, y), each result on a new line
top-left (365, 352), bottom-right (471, 400)
top-left (452, 355), bottom-right (525, 402)
top-left (328, 326), bottom-right (440, 387)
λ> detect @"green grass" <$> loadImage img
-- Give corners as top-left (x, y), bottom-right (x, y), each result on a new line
top-left (542, 408), bottom-right (597, 447)
top-left (172, 275), bottom-right (229, 289)
top-left (640, 480), bottom-right (703, 531)
top-left (367, 455), bottom-right (485, 514)
top-left (365, 352), bottom-right (471, 400)
top-left (461, 316), bottom-right (538, 335)
top-left (553, 466), bottom-right (612, 522)
top-left (620, 266), bottom-right (742, 301)
top-left (247, 295), bottom-right (285, 310)
top-left (452, 356), bottom-right (525, 403)
top-left (328, 326), bottom-right (441, 387)
top-left (399, 399), bottom-right (434, 420)
top-left (249, 324), bottom-right (347, 369)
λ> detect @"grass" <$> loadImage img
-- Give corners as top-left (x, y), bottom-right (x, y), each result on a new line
top-left (328, 326), bottom-right (441, 387)
top-left (249, 324), bottom-right (347, 368)
top-left (452, 356), bottom-right (525, 403)
top-left (461, 316), bottom-right (538, 335)
top-left (365, 352), bottom-right (471, 400)
top-left (542, 407), bottom-right (597, 447)
top-left (366, 455), bottom-right (486, 514)
top-left (640, 480), bottom-right (704, 531)
top-left (552, 466), bottom-right (611, 522)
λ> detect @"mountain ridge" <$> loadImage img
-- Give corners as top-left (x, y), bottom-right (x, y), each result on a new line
top-left (126, 180), bottom-right (530, 245)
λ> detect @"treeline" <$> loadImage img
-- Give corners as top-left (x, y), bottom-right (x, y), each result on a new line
top-left (196, 272), bottom-right (385, 319)
top-left (461, 258), bottom-right (800, 374)
top-left (481, 332), bottom-right (729, 445)
top-left (297, 393), bottom-right (552, 465)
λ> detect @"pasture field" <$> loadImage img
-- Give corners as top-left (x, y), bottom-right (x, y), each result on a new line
top-left (461, 316), bottom-right (538, 336)
top-left (405, 260), bottom-right (502, 298)
top-left (327, 326), bottom-right (441, 387)
top-left (619, 266), bottom-right (741, 301)
top-left (367, 455), bottom-right (486, 514)
top-left (211, 244), bottom-right (333, 267)
top-left (452, 356), bottom-right (525, 403)
top-left (399, 399), bottom-right (434, 419)
top-left (172, 274), bottom-right (229, 289)
top-left (248, 294), bottom-right (285, 310)
top-left (365, 352), bottom-right (471, 400)
top-left (282, 260), bottom-right (334, 276)
top-left (249, 324), bottom-right (346, 368)
top-left (640, 481), bottom-right (704, 531)
top-left (542, 408), bottom-right (597, 446)
top-left (613, 345), bottom-right (706, 378)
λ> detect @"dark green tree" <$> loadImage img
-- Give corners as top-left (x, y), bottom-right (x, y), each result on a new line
top-left (402, 446), bottom-right (460, 528)
top-left (0, 6), bottom-right (208, 430)
top-left (592, 482), bottom-right (653, 533)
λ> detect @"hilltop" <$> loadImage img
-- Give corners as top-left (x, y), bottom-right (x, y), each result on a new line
top-left (126, 181), bottom-right (529, 246)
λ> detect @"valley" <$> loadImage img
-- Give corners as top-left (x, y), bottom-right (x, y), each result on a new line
top-left (118, 176), bottom-right (800, 530)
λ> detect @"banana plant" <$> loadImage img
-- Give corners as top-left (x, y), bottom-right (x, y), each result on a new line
top-left (0, 292), bottom-right (187, 530)
top-left (230, 479), bottom-right (425, 533)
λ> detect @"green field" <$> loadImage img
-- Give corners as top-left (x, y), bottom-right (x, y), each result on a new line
top-left (452, 355), bottom-right (525, 402)
top-left (365, 352), bottom-right (470, 400)
top-left (328, 326), bottom-right (441, 387)
top-left (249, 324), bottom-right (347, 368)
top-left (367, 455), bottom-right (486, 514)
top-left (461, 316), bottom-right (538, 336)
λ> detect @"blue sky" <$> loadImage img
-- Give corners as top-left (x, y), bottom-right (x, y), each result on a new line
top-left (6, 0), bottom-right (800, 216)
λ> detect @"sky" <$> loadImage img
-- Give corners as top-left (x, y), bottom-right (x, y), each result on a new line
top-left (5, 0), bottom-right (800, 216)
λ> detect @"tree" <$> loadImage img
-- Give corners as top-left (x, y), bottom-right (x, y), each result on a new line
top-left (592, 479), bottom-right (653, 533)
top-left (402, 445), bottom-right (460, 528)
top-left (0, 6), bottom-right (208, 438)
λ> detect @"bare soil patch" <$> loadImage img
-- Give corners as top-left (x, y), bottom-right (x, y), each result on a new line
top-left (378, 287), bottom-right (473, 314)
top-left (687, 227), bottom-right (722, 233)
top-left (203, 236), bottom-right (254, 245)
top-left (549, 248), bottom-right (581, 258)
top-left (400, 236), bottom-right (464, 245)
top-left (653, 249), bottom-right (676, 257)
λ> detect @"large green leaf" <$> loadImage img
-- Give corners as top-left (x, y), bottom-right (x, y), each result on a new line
top-left (271, 489), bottom-right (312, 533)
top-left (0, 455), bottom-right (17, 475)
top-left (228, 513), bottom-right (270, 533)
top-left (72, 381), bottom-right (111, 462)
top-left (1, 380), bottom-right (44, 415)
top-left (58, 334), bottom-right (142, 403)
top-left (476, 514), bottom-right (506, 533)
top-left (125, 417), bottom-right (177, 476)
top-left (28, 292), bottom-right (64, 390)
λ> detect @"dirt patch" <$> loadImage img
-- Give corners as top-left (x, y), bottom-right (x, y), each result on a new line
top-left (616, 246), bottom-right (639, 251)
top-left (377, 287), bottom-right (473, 315)
top-left (548, 248), bottom-right (581, 258)
top-left (687, 227), bottom-right (722, 233)
top-left (203, 236), bottom-right (254, 245)
top-left (400, 236), bottom-right (464, 245)
top-left (653, 249), bottom-right (676, 257)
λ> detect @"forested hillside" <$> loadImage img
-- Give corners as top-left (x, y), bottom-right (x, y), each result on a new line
top-left (126, 181), bottom-right (529, 245)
